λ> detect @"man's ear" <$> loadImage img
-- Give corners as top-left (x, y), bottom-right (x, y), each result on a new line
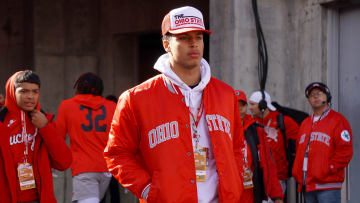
top-left (163, 40), bottom-right (171, 53)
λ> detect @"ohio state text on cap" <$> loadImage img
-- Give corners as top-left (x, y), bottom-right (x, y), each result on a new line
top-left (161, 6), bottom-right (212, 36)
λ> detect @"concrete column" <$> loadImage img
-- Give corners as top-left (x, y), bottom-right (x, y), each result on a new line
top-left (33, 0), bottom-right (66, 111)
top-left (210, 0), bottom-right (329, 111)
top-left (110, 34), bottom-right (139, 96)
top-left (33, 1), bottom-right (68, 201)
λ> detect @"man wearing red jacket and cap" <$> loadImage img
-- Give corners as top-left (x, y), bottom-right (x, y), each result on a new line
top-left (104, 6), bottom-right (244, 203)
top-left (235, 90), bottom-right (253, 128)
top-left (292, 82), bottom-right (353, 203)
top-left (0, 70), bottom-right (72, 203)
top-left (248, 90), bottom-right (299, 202)
top-left (235, 90), bottom-right (283, 203)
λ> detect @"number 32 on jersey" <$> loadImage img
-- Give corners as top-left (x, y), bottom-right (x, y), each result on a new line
top-left (80, 105), bottom-right (107, 132)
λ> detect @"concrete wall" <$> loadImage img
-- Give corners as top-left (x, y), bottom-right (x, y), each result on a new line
top-left (210, 0), bottom-right (335, 113)
top-left (209, 0), bottom-right (358, 202)
top-left (0, 0), bottom-right (33, 93)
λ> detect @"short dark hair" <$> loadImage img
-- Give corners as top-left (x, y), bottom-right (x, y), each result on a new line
top-left (14, 70), bottom-right (41, 89)
top-left (74, 72), bottom-right (103, 96)
top-left (162, 33), bottom-right (172, 42)
top-left (105, 95), bottom-right (118, 103)
top-left (238, 100), bottom-right (247, 106)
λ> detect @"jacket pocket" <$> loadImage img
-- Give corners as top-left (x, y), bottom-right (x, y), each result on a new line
top-left (309, 147), bottom-right (329, 181)
top-left (146, 171), bottom-right (160, 203)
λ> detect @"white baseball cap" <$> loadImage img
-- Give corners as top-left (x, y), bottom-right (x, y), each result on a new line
top-left (161, 6), bottom-right (212, 36)
top-left (249, 91), bottom-right (276, 111)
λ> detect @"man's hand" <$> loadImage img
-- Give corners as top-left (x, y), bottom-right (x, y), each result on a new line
top-left (0, 94), bottom-right (4, 105)
top-left (274, 199), bottom-right (283, 203)
top-left (29, 110), bottom-right (48, 128)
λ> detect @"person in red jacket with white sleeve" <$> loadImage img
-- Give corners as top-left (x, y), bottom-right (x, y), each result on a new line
top-left (235, 90), bottom-right (283, 203)
top-left (292, 82), bottom-right (353, 203)
top-left (104, 6), bottom-right (244, 203)
top-left (0, 70), bottom-right (72, 203)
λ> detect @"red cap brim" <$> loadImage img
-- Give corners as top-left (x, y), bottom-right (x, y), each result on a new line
top-left (168, 28), bottom-right (212, 35)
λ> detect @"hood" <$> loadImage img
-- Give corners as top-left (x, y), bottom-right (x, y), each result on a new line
top-left (73, 94), bottom-right (106, 110)
top-left (5, 71), bottom-right (41, 114)
top-left (154, 53), bottom-right (211, 109)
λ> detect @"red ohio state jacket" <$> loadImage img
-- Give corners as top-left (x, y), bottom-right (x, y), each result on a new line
top-left (292, 109), bottom-right (353, 192)
top-left (104, 74), bottom-right (244, 203)
top-left (254, 111), bottom-right (299, 180)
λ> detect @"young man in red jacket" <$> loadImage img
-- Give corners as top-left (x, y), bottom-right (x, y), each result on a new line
top-left (235, 90), bottom-right (283, 203)
top-left (292, 82), bottom-right (353, 203)
top-left (235, 90), bottom-right (253, 128)
top-left (0, 70), bottom-right (72, 203)
top-left (248, 90), bottom-right (299, 202)
top-left (56, 73), bottom-right (116, 203)
top-left (104, 6), bottom-right (244, 203)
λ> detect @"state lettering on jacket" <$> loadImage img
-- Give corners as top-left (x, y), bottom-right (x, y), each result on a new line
top-left (206, 114), bottom-right (231, 139)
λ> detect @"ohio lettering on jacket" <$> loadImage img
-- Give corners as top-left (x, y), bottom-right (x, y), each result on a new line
top-left (148, 114), bottom-right (231, 149)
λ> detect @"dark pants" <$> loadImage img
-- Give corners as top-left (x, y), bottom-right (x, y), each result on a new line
top-left (304, 189), bottom-right (341, 203)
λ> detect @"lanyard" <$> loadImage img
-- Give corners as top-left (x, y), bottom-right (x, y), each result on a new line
top-left (243, 141), bottom-right (249, 166)
top-left (189, 100), bottom-right (204, 148)
top-left (20, 111), bottom-right (37, 163)
top-left (306, 106), bottom-right (331, 150)
top-left (170, 82), bottom-right (205, 147)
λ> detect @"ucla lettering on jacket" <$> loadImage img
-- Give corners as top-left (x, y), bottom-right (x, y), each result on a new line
top-left (148, 121), bottom-right (179, 148)
top-left (9, 133), bottom-right (36, 146)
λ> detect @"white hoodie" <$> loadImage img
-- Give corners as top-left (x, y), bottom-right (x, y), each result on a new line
top-left (154, 53), bottom-right (219, 203)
